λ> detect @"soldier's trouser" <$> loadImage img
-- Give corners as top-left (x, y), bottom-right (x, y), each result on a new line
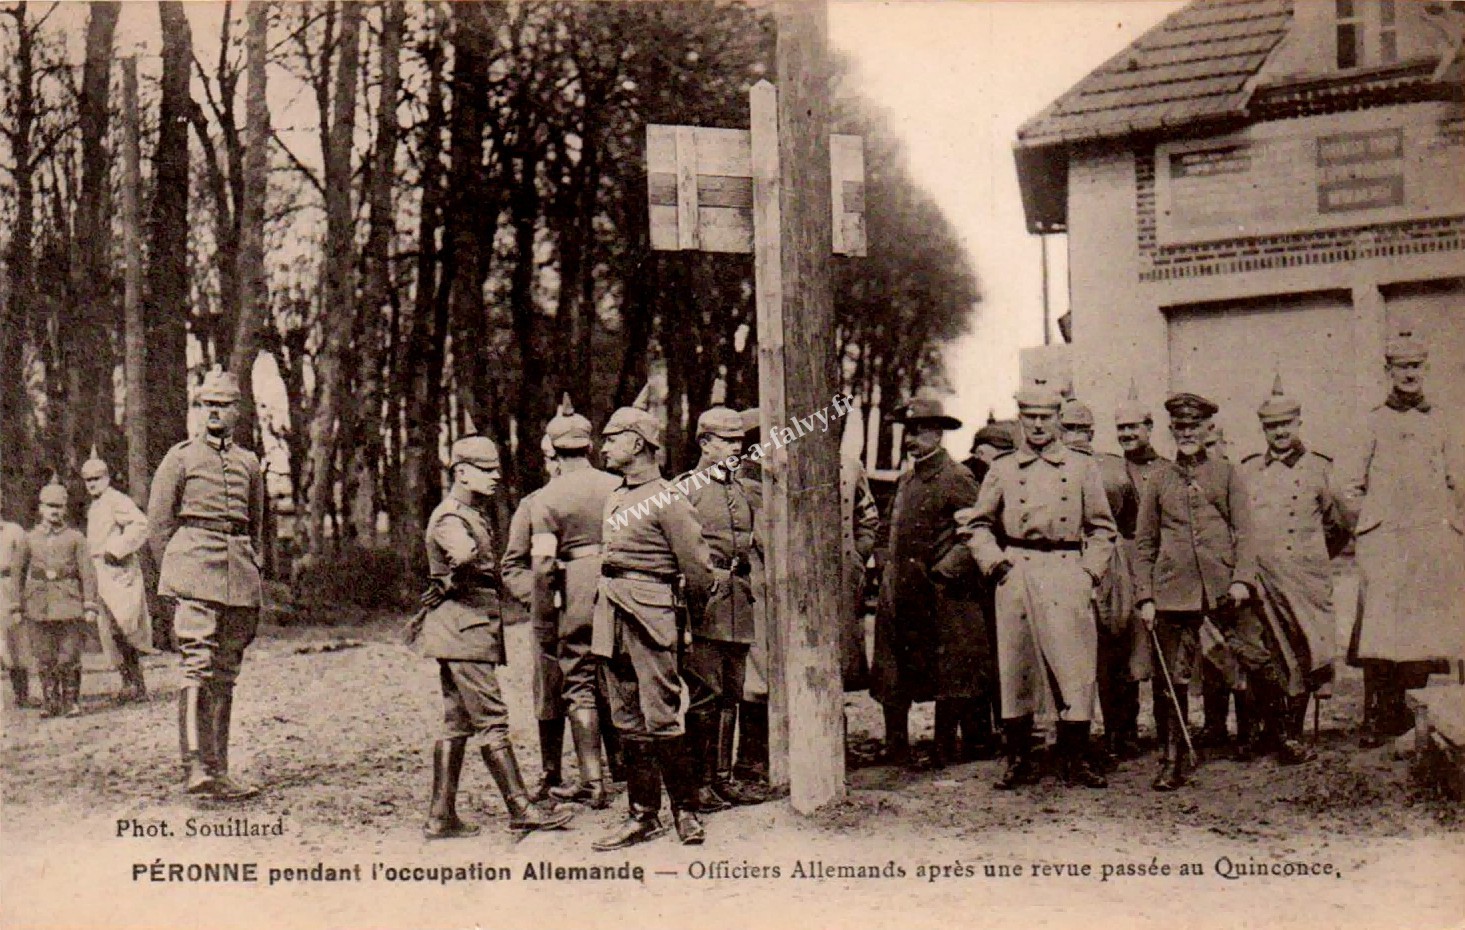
top-left (439, 660), bottom-right (511, 750)
top-left (1152, 613), bottom-right (1201, 744)
top-left (687, 638), bottom-right (749, 712)
top-left (2, 620), bottom-right (31, 671)
top-left (1096, 624), bottom-right (1140, 740)
top-left (29, 620), bottom-right (87, 674)
top-left (173, 599), bottom-right (258, 686)
top-left (558, 605), bottom-right (599, 713)
top-left (532, 613), bottom-right (564, 721)
top-left (599, 617), bottom-right (684, 739)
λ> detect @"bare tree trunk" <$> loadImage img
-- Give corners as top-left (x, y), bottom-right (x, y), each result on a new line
top-left (230, 0), bottom-right (270, 446)
top-left (302, 0), bottom-right (360, 559)
top-left (121, 57), bottom-right (147, 506)
top-left (1, 4), bottom-right (39, 516)
top-left (348, 0), bottom-right (403, 543)
top-left (146, 0), bottom-right (194, 470)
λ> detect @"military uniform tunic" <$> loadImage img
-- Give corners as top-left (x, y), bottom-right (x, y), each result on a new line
top-left (416, 488), bottom-right (510, 747)
top-left (21, 523), bottom-right (98, 674)
top-left (530, 464), bottom-right (621, 712)
top-left (148, 434), bottom-right (265, 686)
top-left (0, 521), bottom-right (29, 671)
top-left (593, 469), bottom-right (712, 738)
top-left (956, 442), bottom-right (1117, 721)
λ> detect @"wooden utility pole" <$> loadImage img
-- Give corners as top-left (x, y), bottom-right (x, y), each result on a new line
top-left (121, 56), bottom-right (146, 507)
top-left (769, 0), bottom-right (845, 812)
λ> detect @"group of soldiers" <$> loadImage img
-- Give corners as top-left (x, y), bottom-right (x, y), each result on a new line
top-left (873, 331), bottom-right (1464, 794)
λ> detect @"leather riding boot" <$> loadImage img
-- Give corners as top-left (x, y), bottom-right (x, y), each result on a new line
top-left (684, 710), bottom-right (730, 813)
top-left (1232, 689), bottom-right (1259, 762)
top-left (1277, 695), bottom-right (1316, 765)
top-left (1059, 721), bottom-right (1107, 788)
top-left (1152, 679), bottom-right (1170, 755)
top-left (550, 706), bottom-right (611, 808)
top-left (929, 700), bottom-right (959, 769)
top-left (179, 685), bottom-right (215, 795)
top-left (62, 665), bottom-right (83, 717)
top-left (1359, 665), bottom-right (1383, 747)
top-left (994, 716), bottom-right (1038, 790)
top-left (37, 670), bottom-right (57, 718)
top-left (714, 706), bottom-right (768, 804)
top-left (880, 704), bottom-right (911, 766)
top-left (531, 718), bottom-right (565, 802)
top-left (655, 737), bottom-right (705, 846)
top-left (959, 696), bottom-right (999, 761)
top-left (424, 738), bottom-right (481, 839)
top-left (593, 739), bottom-right (668, 851)
top-left (205, 684), bottom-right (259, 800)
top-left (735, 701), bottom-right (769, 783)
top-left (482, 744), bottom-right (574, 832)
top-left (8, 668), bottom-right (31, 708)
top-left (118, 650), bottom-right (146, 703)
top-left (596, 691), bottom-right (625, 783)
top-left (1198, 674), bottom-right (1230, 749)
top-left (1153, 691), bottom-right (1190, 791)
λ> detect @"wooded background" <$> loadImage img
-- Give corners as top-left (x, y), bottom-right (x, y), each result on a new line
top-left (0, 1), bottom-right (979, 575)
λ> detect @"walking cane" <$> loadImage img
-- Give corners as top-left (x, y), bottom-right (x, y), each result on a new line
top-left (1149, 623), bottom-right (1196, 763)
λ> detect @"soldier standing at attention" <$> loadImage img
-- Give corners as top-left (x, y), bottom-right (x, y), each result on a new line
top-left (678, 399), bottom-right (768, 810)
top-left (1135, 393), bottom-right (1256, 791)
top-left (411, 435), bottom-right (574, 838)
top-left (82, 449), bottom-right (154, 704)
top-left (1, 486), bottom-right (32, 708)
top-left (501, 434), bottom-right (560, 801)
top-left (531, 396), bottom-right (623, 809)
top-left (148, 371), bottom-right (264, 800)
top-left (591, 394), bottom-right (714, 850)
top-left (1237, 375), bottom-right (1350, 763)
top-left (1343, 333), bottom-right (1465, 747)
top-left (1059, 399), bottom-right (1143, 763)
top-left (21, 478), bottom-right (98, 718)
top-left (956, 385), bottom-right (1117, 790)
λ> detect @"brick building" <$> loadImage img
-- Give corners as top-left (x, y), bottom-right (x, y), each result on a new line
top-left (1014, 0), bottom-right (1464, 461)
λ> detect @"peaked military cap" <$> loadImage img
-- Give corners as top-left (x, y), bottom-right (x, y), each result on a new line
top-left (1014, 383), bottom-right (1064, 413)
top-left (39, 474), bottom-right (68, 506)
top-left (1059, 399), bottom-right (1095, 429)
top-left (1164, 392), bottom-right (1218, 424)
top-left (1384, 332), bottom-right (1428, 364)
top-left (697, 406), bottom-right (746, 440)
top-left (198, 369), bottom-right (242, 403)
top-left (450, 435), bottom-right (501, 470)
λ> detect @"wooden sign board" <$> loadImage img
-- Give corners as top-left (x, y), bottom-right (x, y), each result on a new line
top-left (647, 124), bottom-right (866, 256)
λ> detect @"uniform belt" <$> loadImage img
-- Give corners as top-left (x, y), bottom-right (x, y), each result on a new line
top-left (600, 565), bottom-right (677, 585)
top-left (710, 554), bottom-right (752, 576)
top-left (180, 517), bottom-right (251, 537)
top-left (1006, 539), bottom-right (1082, 553)
top-left (37, 570), bottom-right (77, 581)
top-left (561, 543), bottom-right (602, 562)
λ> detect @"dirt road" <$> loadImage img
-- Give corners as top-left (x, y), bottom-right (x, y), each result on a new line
top-left (3, 614), bottom-right (1461, 930)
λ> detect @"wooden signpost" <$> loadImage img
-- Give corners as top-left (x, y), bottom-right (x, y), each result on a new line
top-left (646, 2), bottom-right (856, 813)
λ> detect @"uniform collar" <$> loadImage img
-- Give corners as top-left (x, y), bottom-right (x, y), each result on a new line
top-left (695, 458), bottom-right (731, 483)
top-left (1266, 442), bottom-right (1306, 468)
top-left (620, 461), bottom-right (662, 488)
top-left (1175, 448), bottom-right (1209, 469)
top-left (40, 522), bottom-right (67, 535)
top-left (1385, 390), bottom-right (1430, 413)
top-left (1016, 442), bottom-right (1067, 466)
top-left (203, 433), bottom-right (233, 451)
top-left (1124, 445), bottom-right (1159, 465)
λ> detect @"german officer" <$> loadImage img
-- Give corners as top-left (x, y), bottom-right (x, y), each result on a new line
top-left (1135, 393), bottom-right (1256, 791)
top-left (22, 478), bottom-right (98, 718)
top-left (678, 402), bottom-right (767, 809)
top-left (148, 370), bottom-right (263, 800)
top-left (1059, 399), bottom-right (1143, 761)
top-left (1238, 375), bottom-right (1349, 764)
top-left (411, 435), bottom-right (573, 838)
top-left (956, 385), bottom-right (1118, 790)
top-left (591, 397), bottom-right (714, 850)
top-left (531, 396), bottom-right (622, 809)
top-left (82, 449), bottom-right (154, 704)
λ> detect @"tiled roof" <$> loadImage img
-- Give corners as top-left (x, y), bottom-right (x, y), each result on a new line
top-left (1016, 0), bottom-right (1293, 150)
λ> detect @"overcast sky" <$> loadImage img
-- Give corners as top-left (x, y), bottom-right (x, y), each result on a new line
top-left (830, 0), bottom-right (1184, 455)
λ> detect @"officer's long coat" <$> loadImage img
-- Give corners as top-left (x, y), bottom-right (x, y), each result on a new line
top-left (0, 521), bottom-right (31, 669)
top-left (1240, 445), bottom-right (1348, 693)
top-left (87, 487), bottom-right (155, 655)
top-left (415, 491), bottom-right (505, 663)
top-left (872, 447), bottom-right (988, 705)
top-left (680, 465), bottom-right (760, 645)
top-left (1344, 400), bottom-right (1465, 663)
top-left (957, 443), bottom-right (1117, 721)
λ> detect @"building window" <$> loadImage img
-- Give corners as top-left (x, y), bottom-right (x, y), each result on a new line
top-left (1379, 0), bottom-right (1398, 63)
top-left (1336, 0), bottom-right (1361, 69)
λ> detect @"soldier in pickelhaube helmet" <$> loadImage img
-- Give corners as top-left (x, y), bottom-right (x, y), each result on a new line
top-left (410, 434), bottom-right (574, 838)
top-left (81, 447), bottom-right (154, 704)
top-left (1343, 332), bottom-right (1465, 747)
top-left (147, 369), bottom-right (265, 799)
top-left (591, 385), bottom-right (714, 850)
top-left (530, 394), bottom-right (623, 810)
top-left (21, 476), bottom-right (98, 718)
top-left (1236, 373), bottom-right (1350, 765)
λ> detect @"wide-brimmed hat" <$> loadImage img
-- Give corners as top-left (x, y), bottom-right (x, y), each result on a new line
top-left (893, 396), bottom-right (962, 431)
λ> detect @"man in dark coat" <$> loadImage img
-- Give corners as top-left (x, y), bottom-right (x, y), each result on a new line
top-left (871, 397), bottom-right (990, 768)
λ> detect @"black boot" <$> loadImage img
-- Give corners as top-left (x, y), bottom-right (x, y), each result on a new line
top-left (118, 649), bottom-right (146, 704)
top-left (593, 739), bottom-right (668, 851)
top-left (925, 700), bottom-right (959, 770)
top-left (1277, 694), bottom-right (1316, 765)
top-left (656, 737), bottom-right (705, 846)
top-left (596, 691), bottom-right (625, 783)
top-left (713, 706), bottom-right (768, 804)
top-left (959, 696), bottom-right (1000, 761)
top-left (62, 665), bottom-right (83, 717)
top-left (178, 685), bottom-right (215, 795)
top-left (483, 744), bottom-right (574, 832)
top-left (424, 738), bottom-right (481, 839)
top-left (206, 684), bottom-right (259, 800)
top-left (549, 706), bottom-right (612, 808)
top-left (684, 709), bottom-right (731, 813)
top-left (1058, 721), bottom-right (1107, 788)
top-left (8, 668), bottom-right (30, 708)
top-left (531, 718), bottom-right (566, 802)
top-left (994, 715), bottom-right (1038, 790)
top-left (1153, 690), bottom-right (1190, 791)
top-left (735, 700), bottom-right (769, 783)
top-left (880, 704), bottom-right (910, 766)
top-left (1198, 673), bottom-right (1230, 749)
top-left (1233, 689), bottom-right (1259, 762)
